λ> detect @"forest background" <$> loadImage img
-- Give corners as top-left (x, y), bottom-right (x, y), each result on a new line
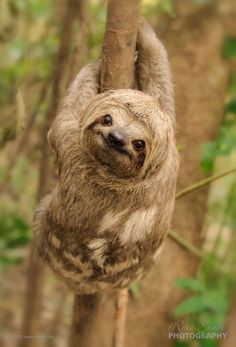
top-left (0, 0), bottom-right (236, 346)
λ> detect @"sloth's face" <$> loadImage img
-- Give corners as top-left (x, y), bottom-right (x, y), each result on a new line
top-left (83, 112), bottom-right (149, 178)
top-left (80, 90), bottom-right (172, 179)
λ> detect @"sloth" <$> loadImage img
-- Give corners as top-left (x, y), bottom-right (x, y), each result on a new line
top-left (33, 20), bottom-right (179, 294)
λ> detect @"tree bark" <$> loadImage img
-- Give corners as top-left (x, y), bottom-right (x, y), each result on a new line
top-left (69, 1), bottom-right (140, 346)
top-left (112, 289), bottom-right (129, 347)
top-left (69, 294), bottom-right (102, 347)
top-left (100, 0), bottom-right (141, 91)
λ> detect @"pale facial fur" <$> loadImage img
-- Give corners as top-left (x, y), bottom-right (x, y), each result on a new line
top-left (80, 90), bottom-right (172, 180)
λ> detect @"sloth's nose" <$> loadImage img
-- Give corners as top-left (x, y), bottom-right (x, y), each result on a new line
top-left (107, 130), bottom-right (125, 148)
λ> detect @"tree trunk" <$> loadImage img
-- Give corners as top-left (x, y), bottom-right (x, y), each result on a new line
top-left (101, 0), bottom-right (141, 91)
top-left (69, 294), bottom-right (102, 347)
top-left (93, 2), bottom-right (231, 346)
top-left (69, 1), bottom-right (140, 346)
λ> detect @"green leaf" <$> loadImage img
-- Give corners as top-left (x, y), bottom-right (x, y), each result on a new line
top-left (175, 296), bottom-right (209, 316)
top-left (0, 255), bottom-right (23, 267)
top-left (199, 339), bottom-right (218, 347)
top-left (225, 99), bottom-right (236, 114)
top-left (29, 0), bottom-right (50, 19)
top-left (174, 341), bottom-right (190, 347)
top-left (176, 278), bottom-right (205, 292)
top-left (0, 208), bottom-right (31, 268)
top-left (226, 183), bottom-right (236, 228)
top-left (201, 142), bottom-right (217, 172)
top-left (160, 0), bottom-right (174, 15)
top-left (191, 0), bottom-right (209, 3)
top-left (223, 37), bottom-right (236, 60)
top-left (205, 291), bottom-right (228, 313)
top-left (228, 74), bottom-right (236, 94)
top-left (129, 281), bottom-right (141, 298)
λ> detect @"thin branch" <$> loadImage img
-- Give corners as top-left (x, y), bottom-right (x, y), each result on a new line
top-left (176, 167), bottom-right (236, 199)
top-left (46, 286), bottom-right (68, 347)
top-left (168, 229), bottom-right (204, 259)
top-left (170, 167), bottom-right (236, 273)
top-left (112, 289), bottom-right (129, 347)
top-left (168, 230), bottom-right (233, 279)
top-left (69, 294), bottom-right (102, 347)
top-left (170, 168), bottom-right (236, 261)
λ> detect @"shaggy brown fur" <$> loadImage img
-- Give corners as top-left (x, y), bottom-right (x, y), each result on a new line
top-left (33, 20), bottom-right (179, 294)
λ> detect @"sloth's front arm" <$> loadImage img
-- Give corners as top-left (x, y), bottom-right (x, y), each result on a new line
top-left (47, 19), bottom-right (174, 159)
top-left (47, 62), bottom-right (100, 157)
top-left (137, 19), bottom-right (175, 123)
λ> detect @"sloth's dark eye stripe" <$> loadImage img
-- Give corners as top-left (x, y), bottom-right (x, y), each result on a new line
top-left (87, 120), bottom-right (99, 130)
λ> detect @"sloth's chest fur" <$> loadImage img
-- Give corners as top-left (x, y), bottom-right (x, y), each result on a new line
top-left (33, 153), bottom-right (178, 294)
top-left (35, 186), bottom-right (168, 293)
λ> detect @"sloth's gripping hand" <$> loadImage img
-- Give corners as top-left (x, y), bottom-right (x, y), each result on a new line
top-left (137, 18), bottom-right (175, 123)
top-left (47, 61), bottom-right (101, 157)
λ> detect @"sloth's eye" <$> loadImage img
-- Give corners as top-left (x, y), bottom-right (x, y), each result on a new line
top-left (132, 140), bottom-right (145, 151)
top-left (102, 114), bottom-right (112, 126)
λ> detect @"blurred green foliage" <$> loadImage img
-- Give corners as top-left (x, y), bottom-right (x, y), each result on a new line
top-left (175, 277), bottom-right (229, 317)
top-left (174, 36), bottom-right (236, 347)
top-left (174, 269), bottom-right (230, 347)
top-left (174, 261), bottom-right (232, 347)
top-left (158, 0), bottom-right (174, 16)
top-left (201, 73), bottom-right (236, 172)
top-left (0, 208), bottom-right (31, 267)
top-left (191, 0), bottom-right (210, 3)
top-left (129, 281), bottom-right (141, 298)
top-left (0, 125), bottom-right (16, 149)
top-left (0, 3), bottom-right (236, 347)
top-left (0, 155), bottom-right (37, 269)
top-left (0, 0), bottom-right (58, 106)
top-left (142, 0), bottom-right (174, 16)
top-left (223, 36), bottom-right (236, 61)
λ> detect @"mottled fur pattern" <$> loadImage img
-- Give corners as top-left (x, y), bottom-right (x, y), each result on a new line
top-left (33, 20), bottom-right (179, 294)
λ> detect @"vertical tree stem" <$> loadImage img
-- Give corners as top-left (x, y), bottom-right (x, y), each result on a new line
top-left (69, 294), bottom-right (102, 347)
top-left (101, 0), bottom-right (141, 91)
top-left (113, 289), bottom-right (129, 347)
top-left (70, 1), bottom-right (140, 346)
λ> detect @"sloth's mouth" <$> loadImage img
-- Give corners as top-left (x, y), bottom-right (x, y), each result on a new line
top-left (101, 134), bottom-right (131, 159)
